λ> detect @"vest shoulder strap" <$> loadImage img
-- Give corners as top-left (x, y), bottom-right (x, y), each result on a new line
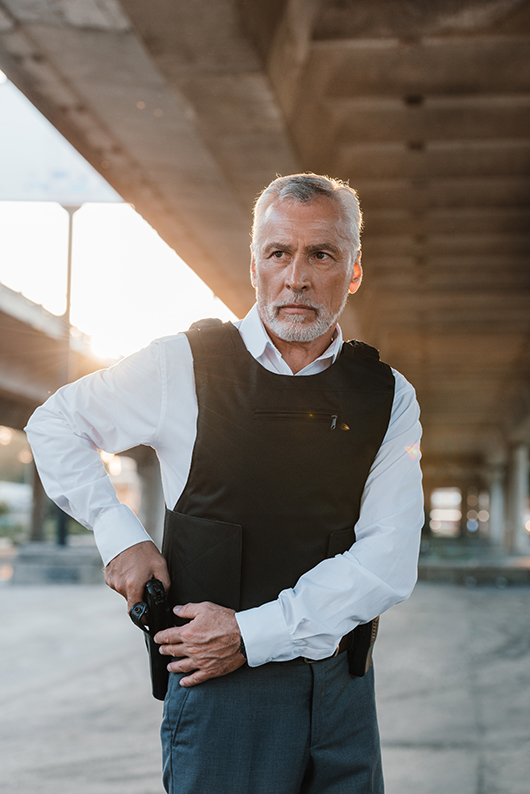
top-left (188, 317), bottom-right (224, 333)
top-left (185, 319), bottom-right (243, 360)
top-left (343, 339), bottom-right (381, 361)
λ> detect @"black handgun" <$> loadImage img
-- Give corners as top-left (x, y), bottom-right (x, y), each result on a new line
top-left (129, 577), bottom-right (174, 700)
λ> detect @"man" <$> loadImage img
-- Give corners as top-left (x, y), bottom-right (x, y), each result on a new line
top-left (26, 173), bottom-right (423, 793)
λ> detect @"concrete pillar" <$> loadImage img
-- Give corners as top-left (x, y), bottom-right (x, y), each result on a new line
top-left (487, 464), bottom-right (505, 547)
top-left (136, 451), bottom-right (165, 550)
top-left (29, 461), bottom-right (46, 542)
top-left (506, 444), bottom-right (530, 553)
top-left (458, 483), bottom-right (470, 537)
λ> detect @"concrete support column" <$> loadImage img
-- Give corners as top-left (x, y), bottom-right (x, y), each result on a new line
top-left (506, 444), bottom-right (530, 553)
top-left (29, 461), bottom-right (46, 542)
top-left (458, 482), bottom-right (471, 537)
top-left (487, 464), bottom-right (505, 547)
top-left (136, 451), bottom-right (164, 550)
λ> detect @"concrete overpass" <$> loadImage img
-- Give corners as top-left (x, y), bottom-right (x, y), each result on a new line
top-left (0, 284), bottom-right (163, 546)
top-left (1, 0), bottom-right (529, 549)
top-left (0, 282), bottom-right (102, 430)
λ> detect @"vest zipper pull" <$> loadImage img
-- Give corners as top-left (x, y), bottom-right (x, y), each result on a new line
top-left (330, 415), bottom-right (338, 430)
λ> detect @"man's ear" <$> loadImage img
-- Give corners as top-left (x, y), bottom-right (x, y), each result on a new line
top-left (348, 253), bottom-right (363, 294)
top-left (250, 251), bottom-right (257, 289)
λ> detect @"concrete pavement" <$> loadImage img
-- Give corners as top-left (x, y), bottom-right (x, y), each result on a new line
top-left (376, 583), bottom-right (530, 794)
top-left (1, 581), bottom-right (529, 794)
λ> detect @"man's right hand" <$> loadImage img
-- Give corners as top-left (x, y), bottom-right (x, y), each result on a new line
top-left (104, 540), bottom-right (171, 612)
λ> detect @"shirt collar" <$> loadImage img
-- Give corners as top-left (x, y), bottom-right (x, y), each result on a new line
top-left (236, 304), bottom-right (344, 368)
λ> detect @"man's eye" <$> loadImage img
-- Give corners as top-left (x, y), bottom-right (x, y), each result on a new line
top-left (272, 251), bottom-right (284, 258)
top-left (314, 252), bottom-right (329, 260)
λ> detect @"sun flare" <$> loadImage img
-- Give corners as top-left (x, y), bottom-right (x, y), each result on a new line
top-left (0, 201), bottom-right (237, 360)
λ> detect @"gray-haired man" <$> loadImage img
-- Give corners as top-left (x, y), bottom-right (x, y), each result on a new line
top-left (27, 173), bottom-right (423, 793)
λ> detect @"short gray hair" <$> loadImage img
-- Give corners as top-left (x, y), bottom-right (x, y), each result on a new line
top-left (252, 173), bottom-right (363, 262)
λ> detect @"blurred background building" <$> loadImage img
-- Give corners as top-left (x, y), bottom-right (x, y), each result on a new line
top-left (0, 0), bottom-right (529, 579)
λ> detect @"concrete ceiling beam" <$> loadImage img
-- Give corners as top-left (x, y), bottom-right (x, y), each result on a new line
top-left (345, 177), bottom-right (530, 209)
top-left (313, 0), bottom-right (530, 41)
top-left (336, 141), bottom-right (530, 180)
top-left (363, 233), bottom-right (530, 255)
top-left (117, 0), bottom-right (300, 308)
top-left (306, 36), bottom-right (530, 97)
top-left (364, 208), bottom-right (530, 236)
top-left (265, 0), bottom-right (321, 119)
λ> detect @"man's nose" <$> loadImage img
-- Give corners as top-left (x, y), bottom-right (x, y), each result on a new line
top-left (285, 254), bottom-right (310, 290)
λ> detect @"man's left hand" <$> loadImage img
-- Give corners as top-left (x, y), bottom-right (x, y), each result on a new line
top-left (154, 602), bottom-right (245, 687)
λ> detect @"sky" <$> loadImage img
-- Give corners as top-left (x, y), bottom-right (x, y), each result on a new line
top-left (0, 70), bottom-right (237, 359)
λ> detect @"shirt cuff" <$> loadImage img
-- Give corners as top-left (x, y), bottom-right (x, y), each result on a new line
top-left (235, 599), bottom-right (294, 667)
top-left (93, 504), bottom-right (153, 566)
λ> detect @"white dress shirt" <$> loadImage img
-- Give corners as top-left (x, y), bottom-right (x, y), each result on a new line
top-left (26, 305), bottom-right (423, 667)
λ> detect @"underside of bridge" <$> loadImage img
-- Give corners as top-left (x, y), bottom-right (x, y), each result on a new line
top-left (1, 0), bottom-right (530, 535)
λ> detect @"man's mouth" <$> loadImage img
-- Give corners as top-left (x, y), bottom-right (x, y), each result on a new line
top-left (277, 303), bottom-right (317, 316)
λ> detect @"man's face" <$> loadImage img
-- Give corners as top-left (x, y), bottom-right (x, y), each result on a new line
top-left (251, 197), bottom-right (362, 344)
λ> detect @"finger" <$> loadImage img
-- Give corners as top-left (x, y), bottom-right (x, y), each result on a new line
top-left (152, 558), bottom-right (171, 593)
top-left (173, 602), bottom-right (207, 620)
top-left (178, 669), bottom-right (212, 687)
top-left (126, 585), bottom-right (147, 613)
top-left (154, 627), bottom-right (184, 645)
top-left (167, 658), bottom-right (197, 674)
top-left (158, 643), bottom-right (186, 657)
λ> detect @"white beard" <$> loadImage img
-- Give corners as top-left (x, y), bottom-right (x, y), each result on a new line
top-left (257, 292), bottom-right (348, 343)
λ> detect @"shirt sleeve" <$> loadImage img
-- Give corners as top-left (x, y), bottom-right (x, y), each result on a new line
top-left (25, 340), bottom-right (168, 566)
top-left (235, 369), bottom-right (424, 667)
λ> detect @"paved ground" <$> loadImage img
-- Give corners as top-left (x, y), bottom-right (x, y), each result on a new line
top-left (1, 581), bottom-right (529, 794)
top-left (376, 583), bottom-right (530, 794)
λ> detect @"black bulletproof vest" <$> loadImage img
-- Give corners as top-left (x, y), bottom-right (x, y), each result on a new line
top-left (162, 322), bottom-right (395, 612)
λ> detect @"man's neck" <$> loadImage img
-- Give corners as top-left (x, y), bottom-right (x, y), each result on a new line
top-left (262, 323), bottom-right (337, 374)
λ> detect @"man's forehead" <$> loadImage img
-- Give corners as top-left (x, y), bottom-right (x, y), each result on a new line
top-left (259, 197), bottom-right (347, 237)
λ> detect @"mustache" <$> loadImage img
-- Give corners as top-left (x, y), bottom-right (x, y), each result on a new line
top-left (274, 297), bottom-right (320, 312)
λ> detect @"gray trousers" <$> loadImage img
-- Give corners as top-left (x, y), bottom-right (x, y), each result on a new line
top-left (161, 653), bottom-right (384, 794)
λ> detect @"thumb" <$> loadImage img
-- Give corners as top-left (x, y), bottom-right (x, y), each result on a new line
top-left (173, 602), bottom-right (201, 619)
